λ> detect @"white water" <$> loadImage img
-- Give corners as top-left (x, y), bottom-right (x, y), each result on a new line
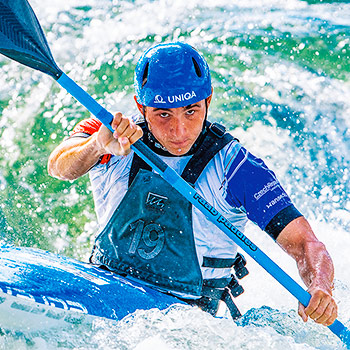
top-left (0, 0), bottom-right (349, 348)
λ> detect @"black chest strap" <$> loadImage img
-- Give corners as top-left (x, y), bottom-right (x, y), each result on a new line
top-left (128, 121), bottom-right (235, 187)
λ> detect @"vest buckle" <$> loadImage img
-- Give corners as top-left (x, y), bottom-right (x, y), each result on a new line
top-left (225, 275), bottom-right (244, 297)
top-left (208, 122), bottom-right (226, 138)
top-left (233, 253), bottom-right (249, 279)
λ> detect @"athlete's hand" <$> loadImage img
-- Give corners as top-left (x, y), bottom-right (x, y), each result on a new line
top-left (298, 283), bottom-right (338, 326)
top-left (96, 112), bottom-right (143, 156)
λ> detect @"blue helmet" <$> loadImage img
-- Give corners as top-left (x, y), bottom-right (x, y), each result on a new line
top-left (134, 42), bottom-right (212, 108)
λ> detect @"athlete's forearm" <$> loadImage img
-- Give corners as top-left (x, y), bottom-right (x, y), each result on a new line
top-left (277, 217), bottom-right (337, 326)
top-left (48, 134), bottom-right (103, 181)
top-left (277, 217), bottom-right (334, 291)
top-left (295, 240), bottom-right (334, 293)
top-left (48, 113), bottom-right (143, 181)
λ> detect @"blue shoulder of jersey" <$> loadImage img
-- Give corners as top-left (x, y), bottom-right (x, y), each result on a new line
top-left (224, 146), bottom-right (293, 231)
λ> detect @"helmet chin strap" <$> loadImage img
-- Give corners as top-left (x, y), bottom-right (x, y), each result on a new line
top-left (141, 100), bottom-right (209, 157)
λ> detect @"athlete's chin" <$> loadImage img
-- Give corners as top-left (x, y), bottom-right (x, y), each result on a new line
top-left (166, 144), bottom-right (192, 156)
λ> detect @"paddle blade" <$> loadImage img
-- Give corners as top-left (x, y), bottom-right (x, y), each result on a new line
top-left (0, 0), bottom-right (62, 79)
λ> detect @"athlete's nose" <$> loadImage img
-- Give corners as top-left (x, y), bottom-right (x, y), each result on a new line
top-left (170, 116), bottom-right (186, 137)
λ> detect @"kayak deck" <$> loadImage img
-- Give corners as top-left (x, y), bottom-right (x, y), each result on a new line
top-left (0, 245), bottom-right (183, 327)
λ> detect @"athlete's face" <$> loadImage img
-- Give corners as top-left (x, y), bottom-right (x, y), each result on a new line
top-left (135, 97), bottom-right (212, 156)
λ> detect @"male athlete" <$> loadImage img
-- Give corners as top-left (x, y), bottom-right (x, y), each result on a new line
top-left (48, 42), bottom-right (337, 325)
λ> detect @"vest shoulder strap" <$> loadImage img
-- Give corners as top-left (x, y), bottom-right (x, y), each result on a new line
top-left (128, 121), bottom-right (152, 187)
top-left (181, 121), bottom-right (234, 185)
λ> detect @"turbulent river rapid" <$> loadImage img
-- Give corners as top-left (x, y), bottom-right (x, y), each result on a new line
top-left (0, 0), bottom-right (349, 349)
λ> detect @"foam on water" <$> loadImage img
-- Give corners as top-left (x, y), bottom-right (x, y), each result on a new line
top-left (0, 305), bottom-right (345, 349)
top-left (0, 0), bottom-right (349, 348)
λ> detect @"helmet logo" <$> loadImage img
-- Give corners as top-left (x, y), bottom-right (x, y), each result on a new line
top-left (168, 91), bottom-right (196, 104)
top-left (153, 91), bottom-right (197, 105)
top-left (154, 95), bottom-right (166, 104)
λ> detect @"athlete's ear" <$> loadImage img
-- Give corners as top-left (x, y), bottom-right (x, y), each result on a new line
top-left (206, 88), bottom-right (213, 107)
top-left (134, 95), bottom-right (144, 115)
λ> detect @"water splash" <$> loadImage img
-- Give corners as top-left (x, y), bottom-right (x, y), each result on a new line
top-left (0, 0), bottom-right (349, 348)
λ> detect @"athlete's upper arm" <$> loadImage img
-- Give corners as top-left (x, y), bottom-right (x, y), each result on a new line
top-left (224, 146), bottom-right (302, 239)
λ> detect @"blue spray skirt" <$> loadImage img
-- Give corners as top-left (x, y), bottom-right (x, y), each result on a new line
top-left (0, 245), bottom-right (183, 330)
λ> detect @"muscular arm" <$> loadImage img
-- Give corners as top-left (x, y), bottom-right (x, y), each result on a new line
top-left (48, 112), bottom-right (143, 181)
top-left (277, 216), bottom-right (337, 326)
top-left (48, 134), bottom-right (103, 180)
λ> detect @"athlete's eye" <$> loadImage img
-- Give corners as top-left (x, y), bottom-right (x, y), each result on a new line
top-left (186, 110), bottom-right (195, 116)
top-left (160, 112), bottom-right (169, 118)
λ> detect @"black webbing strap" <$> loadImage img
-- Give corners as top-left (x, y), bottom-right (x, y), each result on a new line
top-left (128, 149), bottom-right (152, 187)
top-left (128, 123), bottom-right (152, 187)
top-left (202, 253), bottom-right (249, 279)
top-left (222, 292), bottom-right (242, 320)
top-left (198, 275), bottom-right (244, 320)
top-left (194, 253), bottom-right (249, 320)
top-left (202, 256), bottom-right (237, 269)
top-left (180, 122), bottom-right (234, 186)
top-left (202, 277), bottom-right (244, 299)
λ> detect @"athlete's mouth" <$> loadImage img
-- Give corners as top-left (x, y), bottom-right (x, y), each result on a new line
top-left (170, 139), bottom-right (189, 146)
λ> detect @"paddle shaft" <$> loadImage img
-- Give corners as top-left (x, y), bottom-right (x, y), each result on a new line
top-left (57, 72), bottom-right (349, 345)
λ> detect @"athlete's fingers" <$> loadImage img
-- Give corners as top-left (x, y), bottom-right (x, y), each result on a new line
top-left (303, 289), bottom-right (324, 318)
top-left (298, 302), bottom-right (308, 322)
top-left (99, 112), bottom-right (142, 155)
top-left (111, 112), bottom-right (123, 132)
top-left (306, 295), bottom-right (328, 320)
top-left (313, 299), bottom-right (337, 326)
top-left (117, 120), bottom-right (138, 139)
top-left (112, 115), bottom-right (137, 140)
top-left (118, 136), bottom-right (131, 155)
top-left (113, 117), bottom-right (129, 139)
top-left (324, 303), bottom-right (338, 326)
top-left (117, 123), bottom-right (142, 150)
top-left (299, 287), bottom-right (338, 327)
top-left (313, 302), bottom-right (335, 325)
top-left (128, 125), bottom-right (143, 145)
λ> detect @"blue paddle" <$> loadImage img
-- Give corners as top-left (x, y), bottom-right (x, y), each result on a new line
top-left (0, 0), bottom-right (349, 346)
